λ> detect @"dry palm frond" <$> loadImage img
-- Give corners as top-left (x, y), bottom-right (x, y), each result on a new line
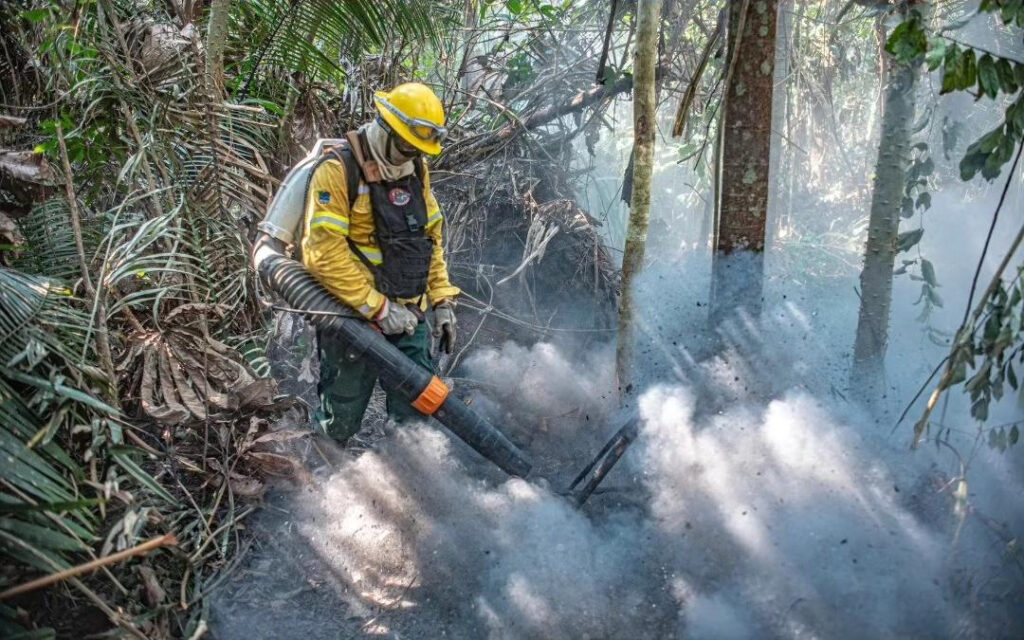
top-left (118, 306), bottom-right (279, 425)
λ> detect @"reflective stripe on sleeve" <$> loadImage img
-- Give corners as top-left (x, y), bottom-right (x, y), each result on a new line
top-left (309, 211), bottom-right (350, 234)
top-left (351, 243), bottom-right (383, 265)
top-left (426, 207), bottom-right (442, 227)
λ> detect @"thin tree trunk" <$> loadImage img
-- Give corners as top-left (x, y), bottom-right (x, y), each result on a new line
top-left (850, 3), bottom-right (925, 395)
top-left (205, 0), bottom-right (231, 95)
top-left (55, 121), bottom-right (117, 395)
top-left (768, 0), bottom-right (793, 248)
top-left (871, 13), bottom-right (889, 136)
top-left (709, 0), bottom-right (778, 324)
top-left (616, 0), bottom-right (663, 394)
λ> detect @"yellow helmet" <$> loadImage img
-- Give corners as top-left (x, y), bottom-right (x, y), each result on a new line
top-left (373, 83), bottom-right (447, 156)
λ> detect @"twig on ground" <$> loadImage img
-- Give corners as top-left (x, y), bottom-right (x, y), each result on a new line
top-left (0, 532), bottom-right (178, 600)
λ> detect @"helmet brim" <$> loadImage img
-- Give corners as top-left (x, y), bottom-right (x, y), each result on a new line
top-left (374, 92), bottom-right (443, 156)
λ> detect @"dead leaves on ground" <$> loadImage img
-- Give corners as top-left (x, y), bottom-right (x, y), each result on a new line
top-left (118, 305), bottom-right (313, 493)
top-left (120, 309), bottom-right (282, 425)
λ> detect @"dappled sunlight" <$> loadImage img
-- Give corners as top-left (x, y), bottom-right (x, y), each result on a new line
top-left (636, 381), bottom-right (951, 637)
top-left (210, 320), bottom-right (1022, 638)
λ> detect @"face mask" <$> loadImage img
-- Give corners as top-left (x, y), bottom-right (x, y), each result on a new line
top-left (386, 133), bottom-right (422, 164)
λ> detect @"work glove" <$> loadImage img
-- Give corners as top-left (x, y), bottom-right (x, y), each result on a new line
top-left (433, 300), bottom-right (457, 354)
top-left (374, 299), bottom-right (418, 336)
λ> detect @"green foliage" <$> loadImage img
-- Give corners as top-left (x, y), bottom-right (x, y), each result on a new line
top-left (0, 268), bottom-right (111, 596)
top-left (986, 423), bottom-right (1020, 452)
top-left (886, 3), bottom-right (1023, 180)
top-left (960, 102), bottom-right (1023, 179)
top-left (482, 0), bottom-right (571, 21)
top-left (941, 45), bottom-right (978, 94)
top-left (233, 0), bottom-right (445, 88)
top-left (892, 138), bottom-right (943, 323)
top-left (939, 265), bottom-right (1024, 429)
top-left (979, 0), bottom-right (1024, 26)
top-left (885, 14), bottom-right (928, 64)
top-left (897, 228), bottom-right (924, 252)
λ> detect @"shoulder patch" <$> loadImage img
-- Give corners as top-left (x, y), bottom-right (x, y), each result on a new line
top-left (317, 190), bottom-right (331, 205)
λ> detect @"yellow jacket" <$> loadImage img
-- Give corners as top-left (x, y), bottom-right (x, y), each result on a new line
top-left (301, 157), bottom-right (461, 319)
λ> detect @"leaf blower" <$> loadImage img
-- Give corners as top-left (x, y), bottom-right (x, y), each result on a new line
top-left (252, 140), bottom-right (532, 478)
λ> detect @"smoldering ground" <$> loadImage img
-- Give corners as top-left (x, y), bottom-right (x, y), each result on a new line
top-left (209, 227), bottom-right (1024, 639)
top-left (209, 70), bottom-right (1024, 639)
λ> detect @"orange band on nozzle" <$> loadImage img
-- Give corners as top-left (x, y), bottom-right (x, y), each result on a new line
top-left (412, 376), bottom-right (450, 415)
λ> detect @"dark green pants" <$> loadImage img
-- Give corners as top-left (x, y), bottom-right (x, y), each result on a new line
top-left (314, 322), bottom-right (434, 442)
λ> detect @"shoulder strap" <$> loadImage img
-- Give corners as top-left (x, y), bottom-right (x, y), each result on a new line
top-left (325, 143), bottom-right (361, 211)
top-left (346, 130), bottom-right (382, 183)
top-left (306, 138), bottom-right (361, 212)
top-left (414, 157), bottom-right (425, 182)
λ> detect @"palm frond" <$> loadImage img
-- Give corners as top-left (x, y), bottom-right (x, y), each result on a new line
top-left (0, 267), bottom-right (111, 588)
top-left (233, 0), bottom-right (447, 86)
top-left (14, 199), bottom-right (104, 285)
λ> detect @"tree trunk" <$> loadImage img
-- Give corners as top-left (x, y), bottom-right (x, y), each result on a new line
top-left (850, 3), bottom-right (924, 394)
top-left (709, 0), bottom-right (778, 323)
top-left (616, 0), bottom-right (662, 394)
top-left (205, 0), bottom-right (231, 95)
top-left (768, 0), bottom-right (793, 246)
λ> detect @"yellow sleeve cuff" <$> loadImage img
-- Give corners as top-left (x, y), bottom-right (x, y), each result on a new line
top-left (358, 289), bottom-right (386, 319)
top-left (429, 285), bottom-right (461, 305)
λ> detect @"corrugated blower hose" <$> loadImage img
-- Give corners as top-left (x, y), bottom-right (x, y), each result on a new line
top-left (252, 237), bottom-right (533, 478)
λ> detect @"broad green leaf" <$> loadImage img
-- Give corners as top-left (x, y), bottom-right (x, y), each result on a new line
top-left (886, 17), bottom-right (927, 64)
top-left (962, 49), bottom-right (978, 90)
top-left (0, 517), bottom-right (86, 551)
top-left (897, 228), bottom-right (924, 252)
top-left (978, 54), bottom-right (1000, 99)
top-left (982, 129), bottom-right (1015, 179)
top-left (960, 147), bottom-right (988, 180)
top-left (900, 196), bottom-right (915, 218)
top-left (996, 57), bottom-right (1018, 94)
top-left (1008, 96), bottom-right (1024, 134)
top-left (941, 44), bottom-right (963, 94)
top-left (1001, 2), bottom-right (1017, 24)
top-left (19, 9), bottom-right (50, 23)
top-left (921, 258), bottom-right (937, 286)
top-left (916, 191), bottom-right (932, 211)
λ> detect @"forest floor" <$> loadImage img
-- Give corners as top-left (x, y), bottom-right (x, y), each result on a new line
top-left (202, 263), bottom-right (1024, 640)
top-left (202, 190), bottom-right (1024, 640)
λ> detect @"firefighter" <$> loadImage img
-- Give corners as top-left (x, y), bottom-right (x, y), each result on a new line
top-left (302, 82), bottom-right (459, 442)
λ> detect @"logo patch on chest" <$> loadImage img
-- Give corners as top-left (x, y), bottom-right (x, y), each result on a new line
top-left (388, 188), bottom-right (412, 206)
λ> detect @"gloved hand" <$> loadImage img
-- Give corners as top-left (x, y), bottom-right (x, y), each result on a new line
top-left (374, 299), bottom-right (418, 336)
top-left (433, 300), bottom-right (457, 354)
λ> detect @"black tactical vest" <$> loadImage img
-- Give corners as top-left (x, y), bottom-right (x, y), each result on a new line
top-left (333, 130), bottom-right (434, 299)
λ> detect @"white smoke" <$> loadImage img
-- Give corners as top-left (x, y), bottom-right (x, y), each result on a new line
top-left (212, 309), bottom-right (1023, 639)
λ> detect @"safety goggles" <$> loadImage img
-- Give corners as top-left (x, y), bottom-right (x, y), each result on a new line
top-left (377, 96), bottom-right (448, 143)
